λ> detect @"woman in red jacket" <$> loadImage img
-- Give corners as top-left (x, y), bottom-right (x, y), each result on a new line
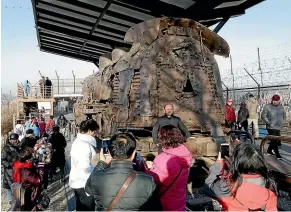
top-left (204, 142), bottom-right (277, 211)
top-left (225, 98), bottom-right (236, 129)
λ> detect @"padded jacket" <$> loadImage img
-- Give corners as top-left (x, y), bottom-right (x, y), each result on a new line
top-left (85, 160), bottom-right (156, 211)
top-left (261, 103), bottom-right (286, 130)
top-left (152, 115), bottom-right (191, 144)
top-left (1, 143), bottom-right (20, 189)
top-left (146, 144), bottom-right (192, 211)
top-left (204, 161), bottom-right (277, 211)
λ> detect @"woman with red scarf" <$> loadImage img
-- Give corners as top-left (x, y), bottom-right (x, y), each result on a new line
top-left (12, 150), bottom-right (46, 211)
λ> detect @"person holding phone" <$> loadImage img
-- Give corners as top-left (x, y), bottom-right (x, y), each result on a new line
top-left (204, 142), bottom-right (278, 211)
top-left (85, 132), bottom-right (156, 211)
top-left (69, 119), bottom-right (99, 211)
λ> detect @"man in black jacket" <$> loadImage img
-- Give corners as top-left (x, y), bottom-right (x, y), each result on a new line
top-left (1, 133), bottom-right (20, 204)
top-left (152, 104), bottom-right (191, 147)
top-left (49, 125), bottom-right (67, 181)
top-left (44, 77), bottom-right (52, 98)
top-left (85, 132), bottom-right (156, 211)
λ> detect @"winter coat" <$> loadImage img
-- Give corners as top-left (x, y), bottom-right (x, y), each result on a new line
top-left (20, 135), bottom-right (37, 149)
top-left (246, 97), bottom-right (259, 119)
top-left (1, 143), bottom-right (20, 189)
top-left (25, 121), bottom-right (31, 130)
top-left (152, 115), bottom-right (191, 144)
top-left (69, 133), bottom-right (97, 189)
top-left (33, 138), bottom-right (52, 164)
top-left (39, 122), bottom-right (46, 134)
top-left (49, 132), bottom-right (67, 168)
top-left (237, 107), bottom-right (249, 124)
top-left (57, 117), bottom-right (68, 128)
top-left (261, 103), bottom-right (286, 130)
top-left (85, 160), bottom-right (156, 211)
top-left (204, 161), bottom-right (277, 211)
top-left (46, 119), bottom-right (55, 131)
top-left (44, 79), bottom-right (52, 87)
top-left (31, 125), bottom-right (40, 137)
top-left (14, 162), bottom-right (45, 211)
top-left (146, 144), bottom-right (192, 211)
top-left (225, 104), bottom-right (236, 122)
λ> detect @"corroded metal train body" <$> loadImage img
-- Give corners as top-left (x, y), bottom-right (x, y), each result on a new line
top-left (74, 17), bottom-right (230, 137)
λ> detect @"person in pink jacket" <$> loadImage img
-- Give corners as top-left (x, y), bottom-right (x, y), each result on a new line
top-left (146, 125), bottom-right (192, 211)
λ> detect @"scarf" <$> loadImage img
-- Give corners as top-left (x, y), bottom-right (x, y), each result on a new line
top-left (13, 161), bottom-right (33, 183)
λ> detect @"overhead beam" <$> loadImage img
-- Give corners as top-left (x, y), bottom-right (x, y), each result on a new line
top-left (213, 17), bottom-right (229, 33)
top-left (41, 44), bottom-right (101, 58)
top-left (36, 3), bottom-right (129, 33)
top-left (79, 0), bottom-right (114, 54)
top-left (37, 21), bottom-right (129, 47)
top-left (39, 29), bottom-right (113, 49)
top-left (40, 46), bottom-right (99, 62)
top-left (31, 0), bottom-right (42, 48)
top-left (39, 0), bottom-right (137, 27)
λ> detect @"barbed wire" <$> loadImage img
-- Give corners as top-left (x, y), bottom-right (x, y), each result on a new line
top-left (221, 53), bottom-right (291, 89)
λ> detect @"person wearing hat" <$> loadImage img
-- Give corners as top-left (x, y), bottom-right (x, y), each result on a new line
top-left (246, 94), bottom-right (259, 139)
top-left (225, 98), bottom-right (236, 130)
top-left (1, 133), bottom-right (20, 205)
top-left (261, 94), bottom-right (286, 159)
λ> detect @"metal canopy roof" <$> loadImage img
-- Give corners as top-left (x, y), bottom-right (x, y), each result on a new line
top-left (31, 0), bottom-right (264, 65)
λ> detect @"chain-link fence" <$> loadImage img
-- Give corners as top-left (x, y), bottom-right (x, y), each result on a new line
top-left (50, 78), bottom-right (83, 95)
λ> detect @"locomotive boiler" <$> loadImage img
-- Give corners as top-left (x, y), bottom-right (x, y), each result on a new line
top-left (74, 17), bottom-right (229, 140)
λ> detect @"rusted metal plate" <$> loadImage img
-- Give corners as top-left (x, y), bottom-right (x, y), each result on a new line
top-left (125, 17), bottom-right (229, 57)
top-left (74, 17), bottom-right (228, 137)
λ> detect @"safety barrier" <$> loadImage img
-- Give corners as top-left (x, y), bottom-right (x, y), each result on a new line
top-left (17, 84), bottom-right (54, 99)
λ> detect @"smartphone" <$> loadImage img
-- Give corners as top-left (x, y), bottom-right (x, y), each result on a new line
top-left (102, 139), bottom-right (110, 154)
top-left (220, 143), bottom-right (230, 159)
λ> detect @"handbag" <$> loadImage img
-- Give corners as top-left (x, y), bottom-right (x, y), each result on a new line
top-left (106, 171), bottom-right (136, 211)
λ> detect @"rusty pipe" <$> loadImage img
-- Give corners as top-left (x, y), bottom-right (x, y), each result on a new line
top-left (260, 135), bottom-right (291, 154)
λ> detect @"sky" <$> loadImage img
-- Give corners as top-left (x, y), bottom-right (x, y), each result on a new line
top-left (1, 0), bottom-right (291, 94)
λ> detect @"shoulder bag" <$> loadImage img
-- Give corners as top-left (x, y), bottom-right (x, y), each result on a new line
top-left (106, 171), bottom-right (136, 211)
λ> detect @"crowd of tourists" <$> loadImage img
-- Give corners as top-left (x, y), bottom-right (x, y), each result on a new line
top-left (225, 94), bottom-right (286, 159)
top-left (2, 95), bottom-right (286, 211)
top-left (2, 115), bottom-right (68, 210)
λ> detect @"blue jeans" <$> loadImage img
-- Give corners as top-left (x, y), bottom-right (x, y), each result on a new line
top-left (7, 189), bottom-right (12, 202)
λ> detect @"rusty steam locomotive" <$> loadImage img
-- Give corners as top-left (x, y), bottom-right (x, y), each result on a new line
top-left (74, 17), bottom-right (229, 140)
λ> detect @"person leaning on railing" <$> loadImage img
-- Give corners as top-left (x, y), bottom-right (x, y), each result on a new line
top-left (204, 142), bottom-right (278, 211)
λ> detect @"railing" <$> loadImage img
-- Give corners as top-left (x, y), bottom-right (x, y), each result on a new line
top-left (17, 84), bottom-right (54, 99)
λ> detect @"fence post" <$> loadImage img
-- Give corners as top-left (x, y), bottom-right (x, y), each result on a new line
top-left (221, 81), bottom-right (229, 102)
top-left (243, 68), bottom-right (260, 99)
top-left (72, 70), bottom-right (76, 94)
top-left (55, 70), bottom-right (59, 94)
